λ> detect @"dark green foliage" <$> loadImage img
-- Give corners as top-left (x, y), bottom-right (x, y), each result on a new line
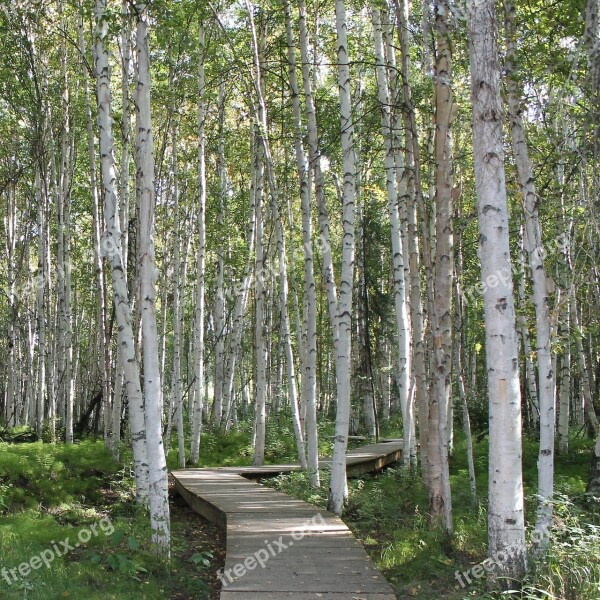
top-left (0, 440), bottom-right (118, 513)
top-left (265, 431), bottom-right (599, 600)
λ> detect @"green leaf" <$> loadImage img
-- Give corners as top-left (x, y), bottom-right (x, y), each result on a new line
top-left (110, 530), bottom-right (126, 545)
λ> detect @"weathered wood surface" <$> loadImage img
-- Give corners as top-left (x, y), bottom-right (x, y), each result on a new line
top-left (172, 439), bottom-right (402, 599)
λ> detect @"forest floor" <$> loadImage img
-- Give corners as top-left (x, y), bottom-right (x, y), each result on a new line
top-left (0, 418), bottom-right (599, 599)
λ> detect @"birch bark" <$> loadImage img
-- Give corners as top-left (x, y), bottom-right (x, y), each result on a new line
top-left (190, 19), bottom-right (207, 465)
top-left (134, 2), bottom-right (170, 552)
top-left (94, 0), bottom-right (149, 503)
top-left (246, 3), bottom-right (307, 468)
top-left (505, 0), bottom-right (556, 540)
top-left (371, 5), bottom-right (412, 464)
top-left (428, 0), bottom-right (454, 533)
top-left (328, 0), bottom-right (357, 515)
top-left (467, 0), bottom-right (527, 582)
top-left (284, 0), bottom-right (319, 486)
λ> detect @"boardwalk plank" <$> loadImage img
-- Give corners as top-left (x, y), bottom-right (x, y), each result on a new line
top-left (172, 440), bottom-right (402, 599)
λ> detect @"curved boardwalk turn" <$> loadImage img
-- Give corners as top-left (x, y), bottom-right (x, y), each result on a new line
top-left (172, 440), bottom-right (402, 600)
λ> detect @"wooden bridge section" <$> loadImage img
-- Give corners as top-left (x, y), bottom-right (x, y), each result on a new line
top-left (172, 440), bottom-right (402, 599)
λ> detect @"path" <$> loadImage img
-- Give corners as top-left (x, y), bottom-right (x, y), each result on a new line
top-left (172, 440), bottom-right (402, 600)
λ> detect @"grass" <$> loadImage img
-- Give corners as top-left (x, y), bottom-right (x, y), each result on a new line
top-left (0, 438), bottom-right (224, 599)
top-left (1, 418), bottom-right (598, 599)
top-left (164, 411), bottom-right (342, 471)
top-left (265, 424), bottom-right (600, 600)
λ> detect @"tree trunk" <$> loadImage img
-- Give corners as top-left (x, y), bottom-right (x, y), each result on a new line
top-left (169, 109), bottom-right (185, 469)
top-left (285, 0), bottom-right (319, 486)
top-left (247, 3), bottom-right (307, 469)
top-left (516, 226), bottom-right (540, 427)
top-left (505, 0), bottom-right (556, 542)
top-left (253, 123), bottom-right (268, 467)
top-left (190, 18), bottom-right (207, 465)
top-left (298, 0), bottom-right (341, 351)
top-left (393, 0), bottom-right (433, 482)
top-left (467, 0), bottom-right (527, 583)
top-left (78, 12), bottom-right (112, 453)
top-left (328, 0), bottom-right (357, 516)
top-left (134, 2), bottom-right (170, 553)
top-left (371, 5), bottom-right (412, 463)
top-left (428, 0), bottom-right (454, 534)
top-left (35, 169), bottom-right (47, 437)
top-left (454, 222), bottom-right (477, 502)
top-left (94, 0), bottom-right (149, 504)
top-left (572, 296), bottom-right (598, 436)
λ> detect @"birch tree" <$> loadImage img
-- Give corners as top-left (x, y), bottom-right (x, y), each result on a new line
top-left (168, 109), bottom-right (185, 468)
top-left (246, 2), bottom-right (306, 468)
top-left (253, 123), bottom-right (268, 466)
top-left (284, 0), bottom-right (319, 486)
top-left (504, 0), bottom-right (556, 541)
top-left (190, 18), bottom-right (207, 465)
top-left (467, 0), bottom-right (527, 583)
top-left (393, 0), bottom-right (433, 480)
top-left (77, 11), bottom-right (112, 453)
top-left (94, 0), bottom-right (149, 503)
top-left (371, 4), bottom-right (413, 466)
top-left (427, 0), bottom-right (454, 533)
top-left (35, 169), bottom-right (47, 437)
top-left (134, 1), bottom-right (170, 553)
top-left (328, 0), bottom-right (357, 516)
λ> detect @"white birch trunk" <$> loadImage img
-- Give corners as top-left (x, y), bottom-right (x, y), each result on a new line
top-left (393, 0), bottom-right (433, 480)
top-left (371, 6), bottom-right (413, 466)
top-left (516, 229), bottom-right (539, 424)
top-left (454, 233), bottom-right (477, 502)
top-left (78, 14), bottom-right (112, 452)
top-left (213, 86), bottom-right (227, 427)
top-left (297, 0), bottom-right (341, 355)
top-left (58, 13), bottom-right (74, 443)
top-left (222, 125), bottom-right (257, 430)
top-left (134, 3), bottom-right (170, 553)
top-left (35, 169), bottom-right (46, 436)
top-left (94, 0), bottom-right (149, 503)
top-left (505, 0), bottom-right (556, 540)
top-left (112, 0), bottom-right (132, 458)
top-left (328, 0), bottom-right (356, 516)
top-left (557, 308), bottom-right (570, 454)
top-left (285, 0), bottom-right (319, 483)
top-left (455, 301), bottom-right (477, 502)
top-left (467, 0), bottom-right (527, 582)
top-left (384, 16), bottom-right (418, 463)
top-left (247, 3), bottom-right (307, 468)
top-left (190, 19), bottom-right (207, 465)
top-left (170, 113), bottom-right (185, 469)
top-left (6, 183), bottom-right (17, 427)
top-left (253, 123), bottom-right (268, 467)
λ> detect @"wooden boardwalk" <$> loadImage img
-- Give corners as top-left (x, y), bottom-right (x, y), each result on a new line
top-left (172, 440), bottom-right (402, 600)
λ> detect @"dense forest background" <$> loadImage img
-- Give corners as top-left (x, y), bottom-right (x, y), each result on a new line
top-left (0, 0), bottom-right (599, 597)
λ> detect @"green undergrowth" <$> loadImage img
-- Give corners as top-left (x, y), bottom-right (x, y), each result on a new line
top-left (0, 438), bottom-right (219, 599)
top-left (265, 430), bottom-right (600, 600)
top-left (2, 422), bottom-right (598, 599)
top-left (0, 439), bottom-right (119, 513)
top-left (164, 412), bottom-right (343, 470)
top-left (0, 417), bottom-right (342, 600)
top-left (0, 503), bottom-right (217, 599)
